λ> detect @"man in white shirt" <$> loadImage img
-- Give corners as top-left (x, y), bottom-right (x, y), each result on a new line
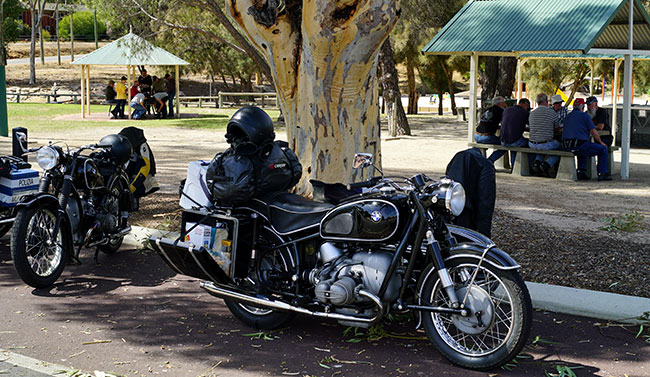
top-left (130, 92), bottom-right (146, 119)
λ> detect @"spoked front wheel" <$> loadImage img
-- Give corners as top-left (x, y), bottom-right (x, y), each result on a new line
top-left (11, 206), bottom-right (68, 288)
top-left (420, 258), bottom-right (532, 370)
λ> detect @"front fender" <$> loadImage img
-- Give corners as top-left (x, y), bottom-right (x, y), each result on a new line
top-left (15, 193), bottom-right (75, 249)
top-left (446, 242), bottom-right (520, 270)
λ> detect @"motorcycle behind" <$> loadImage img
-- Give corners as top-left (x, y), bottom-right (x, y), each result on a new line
top-left (11, 135), bottom-right (136, 288)
top-left (153, 152), bottom-right (533, 371)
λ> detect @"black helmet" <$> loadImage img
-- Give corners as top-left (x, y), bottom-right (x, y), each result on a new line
top-left (226, 106), bottom-right (275, 147)
top-left (99, 134), bottom-right (132, 165)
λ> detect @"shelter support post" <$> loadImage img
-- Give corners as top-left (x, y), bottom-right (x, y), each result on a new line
top-left (127, 65), bottom-right (132, 120)
top-left (175, 65), bottom-right (180, 119)
top-left (0, 66), bottom-right (8, 137)
top-left (612, 59), bottom-right (621, 146)
top-left (589, 59), bottom-right (595, 95)
top-left (81, 65), bottom-right (85, 118)
top-left (86, 65), bottom-right (91, 115)
top-left (620, 0), bottom-right (634, 180)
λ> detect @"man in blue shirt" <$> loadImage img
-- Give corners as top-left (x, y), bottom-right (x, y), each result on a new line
top-left (561, 98), bottom-right (611, 181)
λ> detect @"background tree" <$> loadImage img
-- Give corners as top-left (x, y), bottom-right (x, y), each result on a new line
top-left (419, 55), bottom-right (449, 115)
top-left (2, 0), bottom-right (23, 60)
top-left (58, 10), bottom-right (106, 40)
top-left (378, 37), bottom-right (409, 136)
top-left (26, 0), bottom-right (51, 84)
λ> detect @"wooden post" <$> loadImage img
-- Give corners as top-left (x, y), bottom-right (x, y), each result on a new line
top-left (55, 5), bottom-right (60, 65)
top-left (218, 92), bottom-right (223, 108)
top-left (589, 60), bottom-right (595, 96)
top-left (620, 0), bottom-right (634, 180)
top-left (86, 65), bottom-right (91, 115)
top-left (612, 59), bottom-right (621, 147)
top-left (127, 65), bottom-right (132, 119)
top-left (468, 52), bottom-right (479, 143)
top-left (516, 58), bottom-right (522, 100)
top-left (81, 65), bottom-right (85, 118)
top-left (175, 65), bottom-right (180, 118)
top-left (70, 12), bottom-right (74, 62)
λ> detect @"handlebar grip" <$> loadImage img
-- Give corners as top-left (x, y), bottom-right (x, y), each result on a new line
top-left (347, 176), bottom-right (381, 190)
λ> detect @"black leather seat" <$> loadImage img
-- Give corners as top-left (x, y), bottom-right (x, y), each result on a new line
top-left (266, 192), bottom-right (333, 234)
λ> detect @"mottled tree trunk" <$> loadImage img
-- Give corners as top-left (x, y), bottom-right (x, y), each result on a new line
top-left (229, 0), bottom-right (399, 193)
top-left (29, 10), bottom-right (37, 85)
top-left (406, 58), bottom-right (418, 114)
top-left (481, 56), bottom-right (516, 109)
top-left (378, 38), bottom-right (410, 137)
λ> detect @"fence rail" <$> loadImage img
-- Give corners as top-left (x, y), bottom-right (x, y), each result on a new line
top-left (5, 92), bottom-right (81, 103)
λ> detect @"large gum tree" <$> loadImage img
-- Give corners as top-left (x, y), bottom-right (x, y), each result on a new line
top-left (228, 0), bottom-right (400, 191)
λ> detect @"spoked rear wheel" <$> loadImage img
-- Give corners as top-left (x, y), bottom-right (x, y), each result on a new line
top-left (225, 226), bottom-right (295, 330)
top-left (420, 258), bottom-right (532, 370)
top-left (11, 207), bottom-right (68, 288)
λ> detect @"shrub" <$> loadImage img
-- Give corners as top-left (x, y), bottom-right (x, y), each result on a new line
top-left (58, 11), bottom-right (107, 41)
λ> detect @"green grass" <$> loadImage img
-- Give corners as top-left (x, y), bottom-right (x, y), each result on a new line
top-left (6, 103), bottom-right (282, 133)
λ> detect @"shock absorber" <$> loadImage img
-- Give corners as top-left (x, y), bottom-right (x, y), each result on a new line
top-left (248, 213), bottom-right (259, 273)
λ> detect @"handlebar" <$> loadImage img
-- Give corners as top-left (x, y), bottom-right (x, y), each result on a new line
top-left (347, 176), bottom-right (382, 190)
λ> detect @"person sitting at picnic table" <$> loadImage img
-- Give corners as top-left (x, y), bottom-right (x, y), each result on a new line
top-left (114, 76), bottom-right (128, 119)
top-left (152, 75), bottom-right (169, 118)
top-left (528, 93), bottom-right (561, 177)
top-left (105, 80), bottom-right (119, 118)
top-left (130, 91), bottom-right (147, 120)
top-left (474, 96), bottom-right (507, 162)
top-left (561, 98), bottom-right (611, 181)
top-left (499, 98), bottom-right (530, 167)
top-left (552, 94), bottom-right (568, 134)
top-left (586, 96), bottom-right (613, 146)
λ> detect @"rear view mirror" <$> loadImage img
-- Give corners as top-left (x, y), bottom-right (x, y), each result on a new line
top-left (353, 153), bottom-right (373, 169)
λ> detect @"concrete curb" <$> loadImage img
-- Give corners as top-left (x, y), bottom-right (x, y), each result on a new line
top-left (126, 227), bottom-right (650, 324)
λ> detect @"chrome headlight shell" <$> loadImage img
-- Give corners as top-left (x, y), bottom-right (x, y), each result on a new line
top-left (445, 181), bottom-right (466, 216)
top-left (37, 146), bottom-right (59, 170)
top-left (426, 179), bottom-right (466, 216)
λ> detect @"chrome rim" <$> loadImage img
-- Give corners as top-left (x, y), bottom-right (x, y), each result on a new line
top-left (104, 183), bottom-right (123, 245)
top-left (25, 209), bottom-right (63, 277)
top-left (429, 263), bottom-right (514, 357)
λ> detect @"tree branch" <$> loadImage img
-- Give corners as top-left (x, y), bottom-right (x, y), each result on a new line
top-left (130, 0), bottom-right (248, 55)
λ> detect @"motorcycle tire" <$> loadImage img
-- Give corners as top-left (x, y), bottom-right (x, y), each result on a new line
top-left (419, 257), bottom-right (532, 371)
top-left (99, 178), bottom-right (127, 254)
top-left (11, 206), bottom-right (68, 288)
top-left (0, 208), bottom-right (14, 238)
top-left (225, 226), bottom-right (295, 330)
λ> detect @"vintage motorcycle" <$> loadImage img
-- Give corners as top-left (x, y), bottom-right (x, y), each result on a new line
top-left (11, 135), bottom-right (136, 288)
top-left (153, 153), bottom-right (532, 370)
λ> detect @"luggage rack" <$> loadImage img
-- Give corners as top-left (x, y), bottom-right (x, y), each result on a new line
top-left (150, 209), bottom-right (240, 281)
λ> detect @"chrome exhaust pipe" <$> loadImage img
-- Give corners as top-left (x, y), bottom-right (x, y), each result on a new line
top-left (199, 281), bottom-right (384, 325)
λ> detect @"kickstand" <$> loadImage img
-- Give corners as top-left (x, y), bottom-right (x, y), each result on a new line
top-left (69, 244), bottom-right (83, 265)
top-left (94, 247), bottom-right (100, 264)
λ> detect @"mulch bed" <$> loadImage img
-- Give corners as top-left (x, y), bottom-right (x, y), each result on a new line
top-left (131, 194), bottom-right (650, 299)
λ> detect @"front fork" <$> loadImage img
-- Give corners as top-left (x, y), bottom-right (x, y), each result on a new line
top-left (423, 230), bottom-right (460, 308)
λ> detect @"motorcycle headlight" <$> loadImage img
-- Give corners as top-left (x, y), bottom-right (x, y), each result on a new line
top-left (37, 146), bottom-right (59, 170)
top-left (445, 182), bottom-right (466, 216)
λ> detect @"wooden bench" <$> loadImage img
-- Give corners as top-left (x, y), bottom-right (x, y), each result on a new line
top-left (468, 142), bottom-right (619, 181)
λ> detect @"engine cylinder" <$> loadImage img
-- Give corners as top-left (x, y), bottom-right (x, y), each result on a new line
top-left (319, 242), bottom-right (342, 263)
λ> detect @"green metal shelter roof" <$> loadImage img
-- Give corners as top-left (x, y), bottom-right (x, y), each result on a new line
top-left (422, 0), bottom-right (650, 55)
top-left (71, 33), bottom-right (189, 66)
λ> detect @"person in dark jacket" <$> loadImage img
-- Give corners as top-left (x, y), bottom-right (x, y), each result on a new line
top-left (475, 96), bottom-right (507, 162)
top-left (105, 80), bottom-right (118, 118)
top-left (445, 148), bottom-right (496, 237)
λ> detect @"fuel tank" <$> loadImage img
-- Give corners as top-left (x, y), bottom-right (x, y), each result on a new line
top-left (320, 199), bottom-right (400, 242)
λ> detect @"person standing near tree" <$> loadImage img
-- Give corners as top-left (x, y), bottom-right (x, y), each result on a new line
top-left (165, 73), bottom-right (176, 118)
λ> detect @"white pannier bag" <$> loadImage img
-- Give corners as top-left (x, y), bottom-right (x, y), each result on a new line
top-left (179, 161), bottom-right (213, 210)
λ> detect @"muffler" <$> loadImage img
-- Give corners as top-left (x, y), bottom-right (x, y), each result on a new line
top-left (199, 280), bottom-right (384, 325)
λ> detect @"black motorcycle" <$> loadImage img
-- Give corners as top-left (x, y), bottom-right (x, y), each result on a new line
top-left (11, 135), bottom-right (136, 288)
top-left (153, 153), bottom-right (533, 370)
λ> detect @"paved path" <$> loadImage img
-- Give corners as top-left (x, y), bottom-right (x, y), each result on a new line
top-left (0, 237), bottom-right (648, 377)
top-left (6, 54), bottom-right (86, 66)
